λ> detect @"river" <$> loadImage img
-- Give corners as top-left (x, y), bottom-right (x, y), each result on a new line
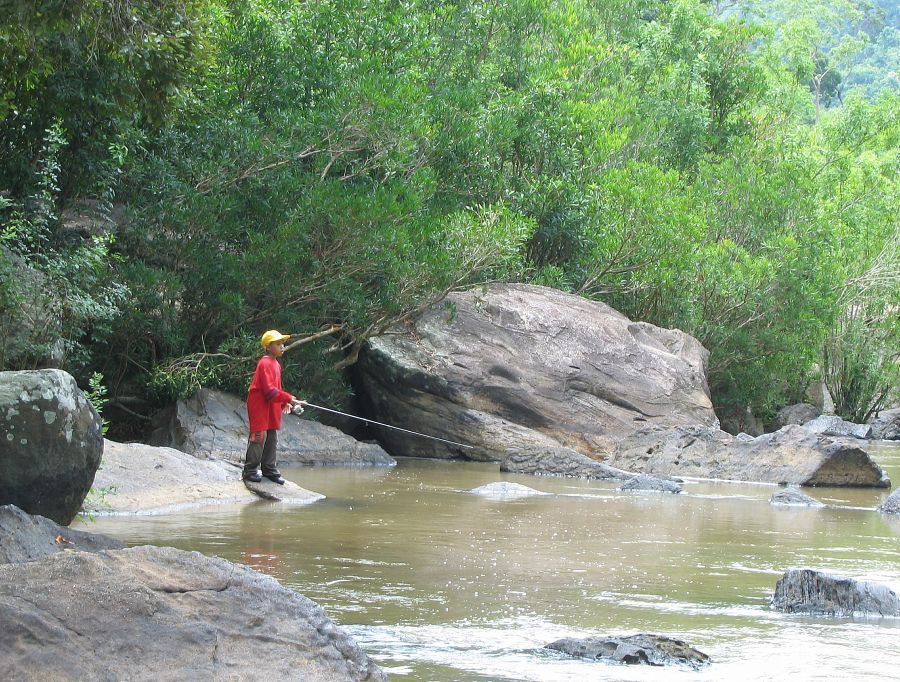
top-left (82, 442), bottom-right (900, 681)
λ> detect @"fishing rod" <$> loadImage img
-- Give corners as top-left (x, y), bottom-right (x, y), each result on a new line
top-left (294, 402), bottom-right (474, 450)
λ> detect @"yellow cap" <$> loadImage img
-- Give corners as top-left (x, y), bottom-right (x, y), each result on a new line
top-left (261, 330), bottom-right (291, 348)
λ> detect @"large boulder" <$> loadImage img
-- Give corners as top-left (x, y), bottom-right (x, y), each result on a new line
top-left (355, 283), bottom-right (717, 460)
top-left (0, 544), bottom-right (386, 681)
top-left (0, 369), bottom-right (104, 525)
top-left (603, 424), bottom-right (889, 487)
top-left (772, 403), bottom-right (821, 430)
top-left (771, 568), bottom-right (900, 617)
top-left (149, 388), bottom-right (395, 467)
top-left (0, 504), bottom-right (124, 564)
top-left (546, 634), bottom-right (710, 668)
top-left (804, 415), bottom-right (872, 440)
top-left (869, 408), bottom-right (900, 441)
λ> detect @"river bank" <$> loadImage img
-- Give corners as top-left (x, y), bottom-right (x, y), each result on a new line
top-left (78, 443), bottom-right (900, 682)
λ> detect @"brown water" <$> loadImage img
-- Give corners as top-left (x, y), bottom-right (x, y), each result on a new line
top-left (81, 443), bottom-right (900, 681)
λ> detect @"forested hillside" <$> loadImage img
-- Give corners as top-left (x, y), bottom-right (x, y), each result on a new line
top-left (1, 0), bottom-right (896, 431)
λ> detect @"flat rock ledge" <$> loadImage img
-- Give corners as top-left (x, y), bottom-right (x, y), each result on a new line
top-left (770, 488), bottom-right (825, 507)
top-left (0, 544), bottom-right (386, 681)
top-left (619, 474), bottom-right (682, 493)
top-left (501, 445), bottom-right (633, 480)
top-left (605, 424), bottom-right (889, 487)
top-left (771, 568), bottom-right (900, 617)
top-left (86, 440), bottom-right (323, 515)
top-left (878, 489), bottom-right (900, 515)
top-left (546, 634), bottom-right (710, 668)
top-left (0, 504), bottom-right (124, 564)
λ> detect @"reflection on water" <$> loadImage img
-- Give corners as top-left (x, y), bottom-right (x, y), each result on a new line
top-left (80, 443), bottom-right (900, 681)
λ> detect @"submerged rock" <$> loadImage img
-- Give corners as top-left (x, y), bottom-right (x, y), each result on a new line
top-left (0, 504), bottom-right (124, 565)
top-left (355, 283), bottom-right (717, 461)
top-left (546, 634), bottom-right (710, 668)
top-left (878, 489), bottom-right (900, 515)
top-left (469, 482), bottom-right (550, 499)
top-left (501, 445), bottom-right (632, 480)
top-left (771, 568), bottom-right (900, 617)
top-left (770, 488), bottom-right (825, 507)
top-left (150, 388), bottom-right (395, 467)
top-left (0, 369), bottom-right (104, 525)
top-left (619, 474), bottom-right (682, 493)
top-left (0, 544), bottom-right (387, 681)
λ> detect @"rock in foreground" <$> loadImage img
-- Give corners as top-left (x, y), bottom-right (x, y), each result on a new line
top-left (546, 634), bottom-right (710, 668)
top-left (771, 568), bottom-right (900, 617)
top-left (356, 283), bottom-right (717, 460)
top-left (0, 545), bottom-right (387, 681)
top-left (0, 369), bottom-right (104, 525)
top-left (0, 504), bottom-right (124, 565)
top-left (150, 388), bottom-right (395, 467)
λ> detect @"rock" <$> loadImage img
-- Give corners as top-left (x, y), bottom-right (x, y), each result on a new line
top-left (242, 476), bottom-right (326, 503)
top-left (500, 445), bottom-right (633, 480)
top-left (149, 388), bottom-right (396, 467)
top-left (878, 489), bottom-right (900, 515)
top-left (771, 568), bottom-right (900, 617)
top-left (0, 504), bottom-right (124, 564)
top-left (546, 634), bottom-right (710, 668)
top-left (355, 283), bottom-right (717, 460)
top-left (770, 487), bottom-right (824, 507)
top-left (805, 378), bottom-right (835, 413)
top-left (0, 544), bottom-right (387, 681)
top-left (86, 440), bottom-right (323, 515)
top-left (804, 415), bottom-right (872, 439)
top-left (604, 424), bottom-right (889, 487)
top-left (869, 408), bottom-right (900, 440)
top-left (469, 482), bottom-right (550, 499)
top-left (619, 474), bottom-right (682, 493)
top-left (773, 403), bottom-right (821, 430)
top-left (0, 369), bottom-right (104, 525)
top-left (719, 405), bottom-right (764, 436)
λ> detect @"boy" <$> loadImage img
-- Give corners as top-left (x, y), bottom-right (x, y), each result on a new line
top-left (243, 330), bottom-right (305, 484)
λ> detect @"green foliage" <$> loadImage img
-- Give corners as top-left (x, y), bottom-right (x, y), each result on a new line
top-left (85, 372), bottom-right (110, 434)
top-left (0, 122), bottom-right (126, 371)
top-left (1, 0), bottom-right (896, 429)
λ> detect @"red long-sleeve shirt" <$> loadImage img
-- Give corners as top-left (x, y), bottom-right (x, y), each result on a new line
top-left (246, 355), bottom-right (294, 431)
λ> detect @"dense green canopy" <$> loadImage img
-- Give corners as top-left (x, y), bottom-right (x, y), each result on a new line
top-left (1, 0), bottom-right (896, 430)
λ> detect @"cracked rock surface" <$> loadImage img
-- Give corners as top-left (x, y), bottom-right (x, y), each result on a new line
top-left (0, 544), bottom-right (386, 681)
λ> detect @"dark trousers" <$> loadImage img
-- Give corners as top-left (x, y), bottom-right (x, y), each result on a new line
top-left (243, 429), bottom-right (281, 477)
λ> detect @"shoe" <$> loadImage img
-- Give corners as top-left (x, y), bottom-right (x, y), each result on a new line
top-left (243, 472), bottom-right (262, 483)
top-left (264, 473), bottom-right (286, 485)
